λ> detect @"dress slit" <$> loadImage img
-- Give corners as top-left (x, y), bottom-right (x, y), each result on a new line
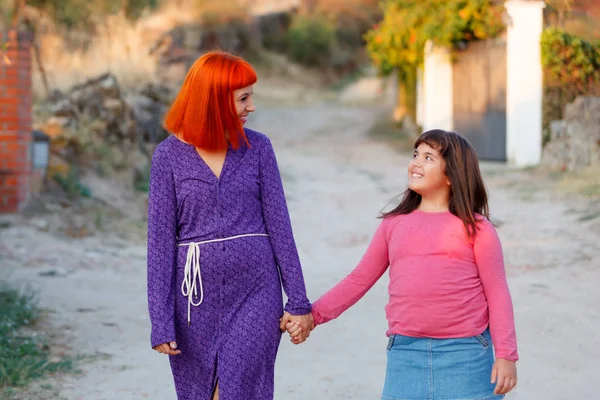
top-left (210, 352), bottom-right (219, 398)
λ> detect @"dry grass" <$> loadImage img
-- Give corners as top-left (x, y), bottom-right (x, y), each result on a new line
top-left (34, 18), bottom-right (155, 94)
top-left (555, 167), bottom-right (600, 199)
top-left (26, 0), bottom-right (254, 96)
top-left (30, 3), bottom-right (187, 96)
top-left (241, 0), bottom-right (300, 16)
top-left (366, 111), bottom-right (416, 154)
top-left (315, 0), bottom-right (380, 21)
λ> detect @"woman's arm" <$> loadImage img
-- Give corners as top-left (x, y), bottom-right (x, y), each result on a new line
top-left (473, 221), bottom-right (519, 362)
top-left (259, 137), bottom-right (312, 316)
top-left (312, 220), bottom-right (390, 326)
top-left (147, 144), bottom-right (178, 348)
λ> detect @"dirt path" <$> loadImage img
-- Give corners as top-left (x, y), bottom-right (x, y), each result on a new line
top-left (1, 99), bottom-right (599, 399)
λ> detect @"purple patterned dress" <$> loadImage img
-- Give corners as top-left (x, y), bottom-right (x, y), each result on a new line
top-left (147, 129), bottom-right (312, 399)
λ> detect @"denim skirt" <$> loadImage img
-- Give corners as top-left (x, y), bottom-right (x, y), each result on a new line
top-left (382, 329), bottom-right (504, 400)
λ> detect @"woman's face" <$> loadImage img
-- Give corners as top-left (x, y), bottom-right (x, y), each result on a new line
top-left (233, 85), bottom-right (255, 125)
top-left (407, 142), bottom-right (449, 196)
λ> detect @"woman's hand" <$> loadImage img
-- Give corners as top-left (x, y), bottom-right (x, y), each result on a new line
top-left (491, 358), bottom-right (517, 394)
top-left (153, 341), bottom-right (182, 356)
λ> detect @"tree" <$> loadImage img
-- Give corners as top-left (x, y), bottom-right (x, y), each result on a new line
top-left (576, 0), bottom-right (600, 17)
top-left (365, 0), bottom-right (505, 126)
top-left (1, 0), bottom-right (26, 65)
top-left (545, 0), bottom-right (573, 27)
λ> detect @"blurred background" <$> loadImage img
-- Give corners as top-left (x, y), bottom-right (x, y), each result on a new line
top-left (0, 0), bottom-right (599, 399)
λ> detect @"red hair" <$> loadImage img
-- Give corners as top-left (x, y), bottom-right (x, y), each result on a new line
top-left (163, 51), bottom-right (257, 151)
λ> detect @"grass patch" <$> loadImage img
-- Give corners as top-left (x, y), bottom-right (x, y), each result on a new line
top-left (367, 116), bottom-right (416, 154)
top-left (578, 212), bottom-right (600, 222)
top-left (329, 67), bottom-right (366, 92)
top-left (555, 167), bottom-right (600, 199)
top-left (0, 284), bottom-right (74, 390)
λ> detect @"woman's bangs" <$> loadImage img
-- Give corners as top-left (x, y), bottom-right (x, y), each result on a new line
top-left (231, 62), bottom-right (257, 90)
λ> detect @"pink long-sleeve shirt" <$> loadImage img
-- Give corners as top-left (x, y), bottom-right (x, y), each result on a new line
top-left (312, 210), bottom-right (519, 361)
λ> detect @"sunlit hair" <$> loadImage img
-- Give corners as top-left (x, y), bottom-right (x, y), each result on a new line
top-left (163, 50), bottom-right (257, 151)
top-left (380, 129), bottom-right (490, 238)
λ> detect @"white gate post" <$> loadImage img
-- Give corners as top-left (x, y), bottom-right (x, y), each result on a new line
top-left (416, 67), bottom-right (425, 128)
top-left (505, 0), bottom-right (546, 167)
top-left (422, 41), bottom-right (454, 132)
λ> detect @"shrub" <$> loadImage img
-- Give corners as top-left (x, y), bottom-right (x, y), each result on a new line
top-left (286, 15), bottom-right (335, 67)
top-left (540, 28), bottom-right (600, 141)
top-left (0, 283), bottom-right (73, 389)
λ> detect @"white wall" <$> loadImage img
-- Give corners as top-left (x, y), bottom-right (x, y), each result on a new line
top-left (505, 0), bottom-right (546, 167)
top-left (422, 41), bottom-right (454, 132)
top-left (416, 67), bottom-right (425, 128)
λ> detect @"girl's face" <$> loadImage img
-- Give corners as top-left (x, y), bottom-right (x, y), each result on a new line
top-left (233, 85), bottom-right (255, 125)
top-left (407, 142), bottom-right (450, 196)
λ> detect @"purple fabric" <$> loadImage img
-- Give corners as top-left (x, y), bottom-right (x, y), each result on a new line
top-left (147, 129), bottom-right (311, 399)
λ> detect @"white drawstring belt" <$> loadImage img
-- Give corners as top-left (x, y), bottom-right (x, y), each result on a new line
top-left (177, 233), bottom-right (268, 325)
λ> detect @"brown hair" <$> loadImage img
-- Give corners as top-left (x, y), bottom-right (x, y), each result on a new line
top-left (380, 129), bottom-right (490, 237)
top-left (163, 51), bottom-right (257, 151)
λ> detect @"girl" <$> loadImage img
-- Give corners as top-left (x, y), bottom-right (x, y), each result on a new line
top-left (147, 51), bottom-right (312, 400)
top-left (285, 129), bottom-right (518, 399)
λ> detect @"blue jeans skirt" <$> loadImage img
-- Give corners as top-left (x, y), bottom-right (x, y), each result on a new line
top-left (382, 329), bottom-right (504, 400)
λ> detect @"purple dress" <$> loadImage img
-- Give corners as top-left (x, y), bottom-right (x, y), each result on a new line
top-left (147, 129), bottom-right (312, 399)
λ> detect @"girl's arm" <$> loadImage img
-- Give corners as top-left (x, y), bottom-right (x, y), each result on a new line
top-left (312, 220), bottom-right (390, 326)
top-left (474, 220), bottom-right (519, 361)
top-left (259, 137), bottom-right (312, 316)
top-left (147, 143), bottom-right (178, 348)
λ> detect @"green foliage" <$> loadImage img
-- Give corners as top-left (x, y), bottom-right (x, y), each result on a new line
top-left (26, 0), bottom-right (159, 27)
top-left (365, 0), bottom-right (506, 76)
top-left (283, 2), bottom-right (381, 70)
top-left (540, 28), bottom-right (600, 138)
top-left (541, 28), bottom-right (600, 88)
top-left (0, 284), bottom-right (73, 388)
top-left (134, 164), bottom-right (150, 193)
top-left (52, 168), bottom-right (92, 199)
top-left (286, 15), bottom-right (335, 67)
top-left (0, 285), bottom-right (39, 335)
top-left (1, 40), bottom-right (8, 65)
top-left (124, 0), bottom-right (159, 20)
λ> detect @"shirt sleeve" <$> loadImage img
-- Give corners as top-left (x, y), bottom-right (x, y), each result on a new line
top-left (259, 137), bottom-right (312, 315)
top-left (473, 220), bottom-right (519, 361)
top-left (311, 219), bottom-right (390, 326)
top-left (147, 144), bottom-right (178, 348)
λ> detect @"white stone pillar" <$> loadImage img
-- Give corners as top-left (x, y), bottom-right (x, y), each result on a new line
top-left (416, 67), bottom-right (425, 128)
top-left (422, 41), bottom-right (454, 132)
top-left (505, 0), bottom-right (545, 167)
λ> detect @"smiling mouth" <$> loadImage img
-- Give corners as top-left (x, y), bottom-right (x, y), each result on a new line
top-left (411, 172), bottom-right (423, 178)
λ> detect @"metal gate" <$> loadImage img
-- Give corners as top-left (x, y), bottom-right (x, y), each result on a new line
top-left (452, 38), bottom-right (507, 161)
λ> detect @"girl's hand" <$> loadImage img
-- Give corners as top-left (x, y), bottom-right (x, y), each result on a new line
top-left (285, 321), bottom-right (303, 342)
top-left (153, 341), bottom-right (181, 356)
top-left (279, 312), bottom-right (314, 333)
top-left (491, 358), bottom-right (517, 395)
top-left (279, 312), bottom-right (314, 344)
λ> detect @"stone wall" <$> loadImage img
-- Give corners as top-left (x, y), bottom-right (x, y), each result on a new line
top-left (41, 73), bottom-right (172, 191)
top-left (542, 96), bottom-right (600, 171)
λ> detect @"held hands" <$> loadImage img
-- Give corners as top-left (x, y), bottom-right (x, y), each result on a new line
top-left (153, 312), bottom-right (315, 355)
top-left (491, 358), bottom-right (517, 395)
top-left (279, 311), bottom-right (314, 344)
top-left (152, 341), bottom-right (181, 356)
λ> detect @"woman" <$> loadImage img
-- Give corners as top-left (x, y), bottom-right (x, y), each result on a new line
top-left (147, 51), bottom-right (313, 400)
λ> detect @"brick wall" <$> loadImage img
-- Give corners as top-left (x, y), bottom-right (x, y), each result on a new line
top-left (0, 30), bottom-right (32, 213)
